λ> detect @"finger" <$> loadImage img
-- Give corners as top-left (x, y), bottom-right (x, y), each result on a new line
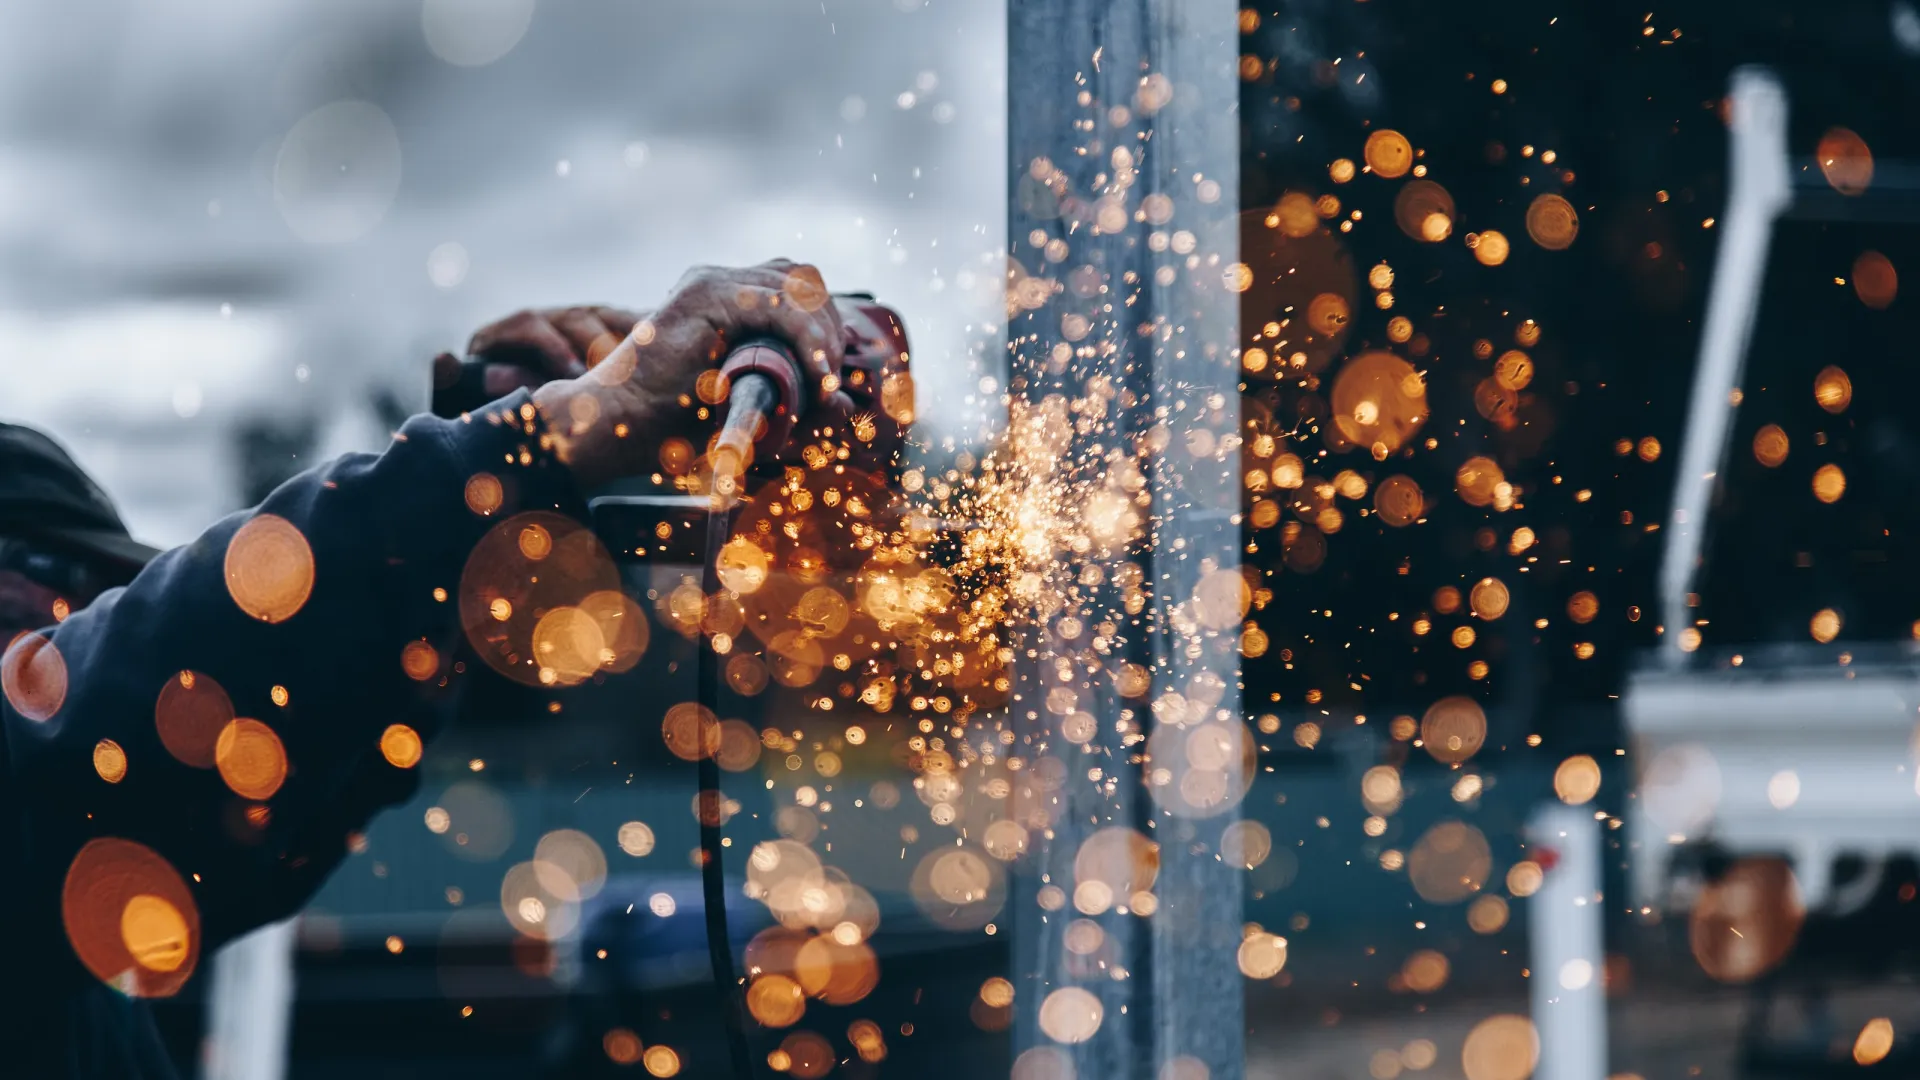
top-left (591, 324), bottom-right (648, 387)
top-left (483, 363), bottom-right (545, 398)
top-left (589, 306), bottom-right (644, 338)
top-left (705, 261), bottom-right (815, 298)
top-left (725, 286), bottom-right (843, 397)
top-left (815, 289), bottom-right (847, 351)
top-left (469, 310), bottom-right (584, 378)
top-left (550, 308), bottom-right (621, 370)
top-left (705, 265), bottom-right (792, 298)
top-left (672, 264), bottom-right (724, 296)
top-left (666, 266), bottom-right (842, 397)
top-left (712, 264), bottom-right (843, 376)
top-left (775, 262), bottom-right (832, 317)
top-left (730, 261), bottom-right (830, 319)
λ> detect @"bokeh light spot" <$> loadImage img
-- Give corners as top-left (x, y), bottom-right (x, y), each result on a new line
top-left (1461, 1014), bottom-right (1538, 1080)
top-left (1237, 932), bottom-right (1288, 978)
top-left (1402, 948), bottom-right (1449, 992)
top-left (1813, 365), bottom-right (1852, 413)
top-left (1420, 696), bottom-right (1487, 764)
top-left (618, 821), bottom-right (656, 857)
top-left (121, 894), bottom-right (190, 973)
top-left (94, 739), bottom-right (127, 784)
top-left (224, 514), bottom-right (315, 624)
top-left (155, 670), bottom-right (232, 768)
top-left (1471, 230), bottom-right (1511, 266)
top-left (603, 1028), bottom-right (642, 1065)
top-left (643, 1045), bottom-right (681, 1077)
top-left (1374, 475), bottom-right (1423, 526)
top-left (1690, 857), bottom-right (1803, 982)
top-left (401, 640), bottom-right (440, 681)
top-left (1853, 250), bottom-right (1897, 308)
top-left (460, 512), bottom-right (620, 687)
top-left (1525, 194), bottom-right (1579, 250)
top-left (1364, 130), bottom-right (1413, 178)
top-left (63, 837), bottom-right (199, 997)
top-left (464, 473), bottom-right (503, 516)
top-left (747, 973), bottom-right (808, 1027)
top-left (776, 1032), bottom-right (834, 1079)
top-left (1813, 463), bottom-right (1847, 503)
top-left (215, 718), bottom-right (288, 800)
top-left (1817, 127), bottom-right (1874, 195)
top-left (1468, 894), bottom-right (1510, 934)
top-left (1038, 986), bottom-right (1104, 1043)
top-left (1854, 1018), bottom-right (1895, 1066)
top-left (380, 723), bottom-right (423, 768)
top-left (534, 828), bottom-right (608, 902)
top-left (1554, 755), bottom-right (1601, 805)
top-left (1408, 820), bottom-right (1491, 903)
top-left (2, 632), bottom-right (67, 722)
top-left (1470, 578), bottom-right (1509, 620)
top-left (422, 0), bottom-right (535, 67)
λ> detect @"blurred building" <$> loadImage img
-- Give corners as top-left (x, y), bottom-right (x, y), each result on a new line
top-left (0, 0), bottom-right (1006, 547)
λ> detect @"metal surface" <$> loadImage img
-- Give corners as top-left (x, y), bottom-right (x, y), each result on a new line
top-left (1637, 66), bottom-right (1920, 920)
top-left (1527, 805), bottom-right (1607, 1080)
top-left (204, 919), bottom-right (298, 1080)
top-left (711, 372), bottom-right (780, 501)
top-left (1657, 68), bottom-right (1791, 663)
top-left (1007, 1), bottom-right (1243, 1075)
top-left (1624, 657), bottom-right (1920, 910)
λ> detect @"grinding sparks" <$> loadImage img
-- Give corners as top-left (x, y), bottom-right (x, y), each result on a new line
top-left (41, 35), bottom-right (1896, 1077)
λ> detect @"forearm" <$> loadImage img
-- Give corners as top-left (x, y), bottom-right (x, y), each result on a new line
top-left (0, 391), bottom-right (585, 981)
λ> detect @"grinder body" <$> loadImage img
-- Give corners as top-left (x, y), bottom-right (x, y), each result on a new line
top-left (712, 293), bottom-right (911, 482)
top-left (431, 293), bottom-right (912, 484)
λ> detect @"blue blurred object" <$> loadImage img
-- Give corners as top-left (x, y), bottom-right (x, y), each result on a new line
top-left (575, 873), bottom-right (772, 994)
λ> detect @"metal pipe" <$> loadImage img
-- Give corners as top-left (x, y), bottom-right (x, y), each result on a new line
top-left (710, 372), bottom-right (778, 503)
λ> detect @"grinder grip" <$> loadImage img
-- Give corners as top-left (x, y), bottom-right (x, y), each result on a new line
top-left (431, 293), bottom-right (910, 484)
top-left (707, 339), bottom-right (805, 500)
top-left (717, 338), bottom-right (805, 445)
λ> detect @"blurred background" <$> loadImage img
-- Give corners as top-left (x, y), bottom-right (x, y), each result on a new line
top-left (1227, 2), bottom-right (1920, 1079)
top-left (3, 0), bottom-right (1006, 548)
top-left (2, 2), bottom-right (1007, 1076)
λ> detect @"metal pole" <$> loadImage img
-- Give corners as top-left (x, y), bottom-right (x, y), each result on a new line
top-left (1007, 1), bottom-right (1242, 1075)
top-left (1527, 804), bottom-right (1606, 1080)
top-left (204, 918), bottom-right (298, 1080)
top-left (1656, 68), bottom-right (1790, 661)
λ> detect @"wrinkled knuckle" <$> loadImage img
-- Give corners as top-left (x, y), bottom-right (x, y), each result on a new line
top-left (679, 266), bottom-right (721, 290)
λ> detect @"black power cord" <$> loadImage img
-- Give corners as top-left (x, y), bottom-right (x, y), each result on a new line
top-left (696, 504), bottom-right (754, 1080)
top-left (692, 353), bottom-right (800, 1080)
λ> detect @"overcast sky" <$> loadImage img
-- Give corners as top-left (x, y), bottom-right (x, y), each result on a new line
top-left (0, 0), bottom-right (1005, 546)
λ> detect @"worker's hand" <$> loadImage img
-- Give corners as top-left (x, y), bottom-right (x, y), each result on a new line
top-left (431, 305), bottom-right (644, 414)
top-left (533, 260), bottom-right (850, 489)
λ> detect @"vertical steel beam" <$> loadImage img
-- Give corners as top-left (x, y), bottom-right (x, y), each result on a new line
top-left (1007, 2), bottom-right (1242, 1075)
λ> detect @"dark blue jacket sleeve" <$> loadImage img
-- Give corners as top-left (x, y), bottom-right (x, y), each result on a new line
top-left (0, 391), bottom-right (584, 990)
